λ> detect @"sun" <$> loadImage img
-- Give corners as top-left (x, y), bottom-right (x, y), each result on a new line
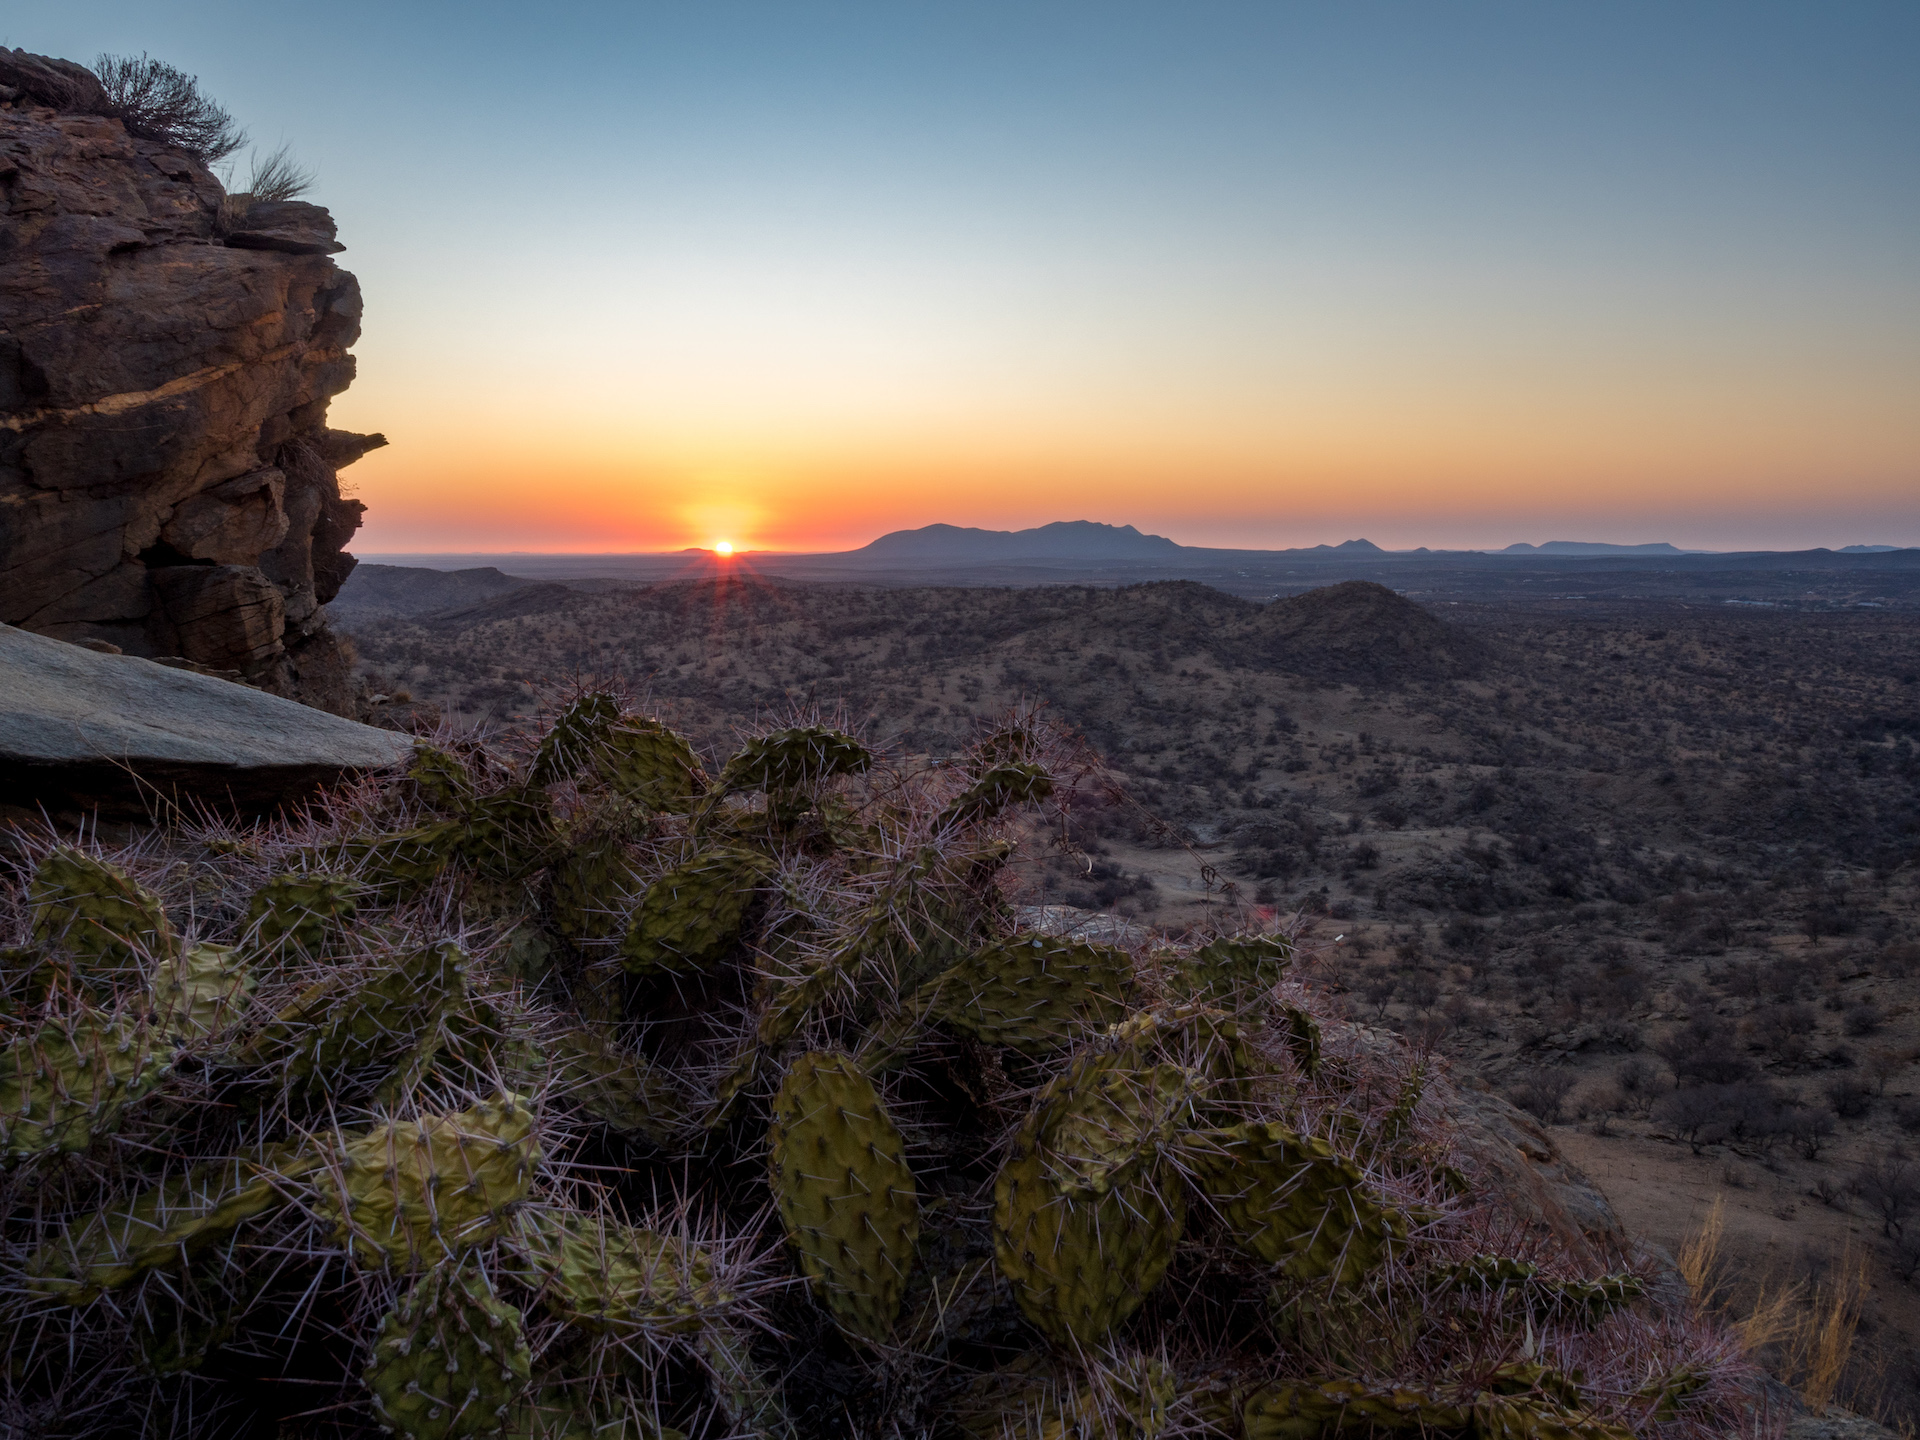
top-left (713, 540), bottom-right (734, 557)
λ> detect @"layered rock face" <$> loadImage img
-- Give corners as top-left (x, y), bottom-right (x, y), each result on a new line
top-left (0, 49), bottom-right (382, 713)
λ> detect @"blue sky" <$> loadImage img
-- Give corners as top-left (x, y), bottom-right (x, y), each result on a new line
top-left (15, 2), bottom-right (1918, 550)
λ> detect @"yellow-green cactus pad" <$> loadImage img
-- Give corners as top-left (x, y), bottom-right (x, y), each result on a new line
top-left (938, 761), bottom-right (1054, 830)
top-left (621, 845), bottom-right (771, 975)
top-left (591, 718), bottom-right (707, 810)
top-left (365, 1259), bottom-right (532, 1440)
top-left (919, 935), bottom-right (1132, 1054)
top-left (1176, 1121), bottom-right (1404, 1285)
top-left (511, 1209), bottom-right (725, 1336)
top-left (243, 872), bottom-right (359, 956)
top-left (151, 942), bottom-right (253, 1040)
top-left (769, 1051), bottom-right (919, 1342)
top-left (0, 1009), bottom-right (167, 1161)
top-left (28, 846), bottom-right (175, 972)
top-left (321, 1092), bottom-right (539, 1265)
top-left (716, 725), bottom-right (871, 797)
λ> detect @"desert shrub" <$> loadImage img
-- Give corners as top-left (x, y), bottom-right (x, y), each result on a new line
top-left (1828, 1077), bottom-right (1875, 1120)
top-left (1655, 1014), bottom-right (1756, 1086)
top-left (1511, 1069), bottom-right (1578, 1125)
top-left (1842, 1001), bottom-right (1884, 1037)
top-left (1854, 1151), bottom-right (1920, 1238)
top-left (1788, 1105), bottom-right (1838, 1160)
top-left (1745, 1002), bottom-right (1819, 1065)
top-left (0, 696), bottom-right (1758, 1438)
top-left (236, 142), bottom-right (315, 202)
top-left (92, 52), bottom-right (246, 163)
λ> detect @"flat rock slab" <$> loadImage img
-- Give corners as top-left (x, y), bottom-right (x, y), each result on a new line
top-left (1, 624), bottom-right (414, 817)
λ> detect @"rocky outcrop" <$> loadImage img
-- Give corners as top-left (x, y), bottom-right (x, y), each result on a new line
top-left (0, 623), bottom-right (413, 819)
top-left (0, 49), bottom-right (382, 714)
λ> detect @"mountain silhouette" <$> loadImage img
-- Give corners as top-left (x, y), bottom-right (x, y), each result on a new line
top-left (853, 520), bottom-right (1182, 561)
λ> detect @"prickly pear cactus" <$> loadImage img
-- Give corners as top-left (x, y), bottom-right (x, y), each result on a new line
top-left (0, 1009), bottom-right (167, 1159)
top-left (28, 846), bottom-right (175, 976)
top-left (620, 845), bottom-right (771, 974)
top-left (322, 1093), bottom-right (540, 1265)
top-left (0, 696), bottom-right (1753, 1440)
top-left (244, 871), bottom-right (359, 957)
top-left (769, 1052), bottom-right (919, 1342)
top-left (365, 1259), bottom-right (532, 1440)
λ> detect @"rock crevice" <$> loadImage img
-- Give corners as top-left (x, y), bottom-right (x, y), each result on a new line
top-left (0, 48), bottom-right (380, 713)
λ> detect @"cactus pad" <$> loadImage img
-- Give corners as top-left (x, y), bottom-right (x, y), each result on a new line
top-left (322, 1093), bottom-right (540, 1265)
top-left (919, 936), bottom-right (1132, 1054)
top-left (244, 872), bottom-right (360, 957)
top-left (0, 1010), bottom-right (167, 1160)
top-left (152, 941), bottom-right (254, 1040)
top-left (591, 719), bottom-right (707, 810)
top-left (365, 1260), bottom-right (532, 1439)
top-left (993, 1050), bottom-right (1186, 1343)
top-left (716, 725), bottom-right (871, 797)
top-left (1176, 1121), bottom-right (1404, 1285)
top-left (1181, 933), bottom-right (1292, 1002)
top-left (938, 761), bottom-right (1054, 829)
top-left (28, 846), bottom-right (174, 976)
top-left (769, 1051), bottom-right (920, 1341)
top-left (621, 845), bottom-right (771, 975)
top-left (529, 691), bottom-right (623, 788)
top-left (512, 1210), bottom-right (724, 1336)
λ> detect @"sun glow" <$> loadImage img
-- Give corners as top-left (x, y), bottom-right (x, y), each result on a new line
top-left (714, 540), bottom-right (734, 556)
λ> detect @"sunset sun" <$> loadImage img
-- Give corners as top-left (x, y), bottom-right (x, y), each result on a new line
top-left (714, 540), bottom-right (734, 556)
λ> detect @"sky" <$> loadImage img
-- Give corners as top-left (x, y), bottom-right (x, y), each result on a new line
top-left (19, 2), bottom-right (1920, 552)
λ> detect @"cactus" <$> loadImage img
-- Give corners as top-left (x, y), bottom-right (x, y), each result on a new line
top-left (365, 1258), bottom-right (533, 1440)
top-left (0, 702), bottom-right (1747, 1440)
top-left (529, 692), bottom-right (623, 788)
top-left (1176, 1121), bottom-right (1404, 1285)
top-left (510, 1210), bottom-right (723, 1336)
top-left (244, 871), bottom-right (360, 957)
top-left (715, 724), bottom-right (871, 798)
top-left (938, 761), bottom-right (1054, 829)
top-left (993, 1048), bottom-right (1186, 1344)
top-left (320, 1093), bottom-right (540, 1265)
top-left (239, 940), bottom-right (468, 1096)
top-left (590, 719), bottom-right (707, 811)
top-left (27, 846), bottom-right (175, 978)
top-left (151, 941), bottom-right (254, 1040)
top-left (915, 935), bottom-right (1132, 1054)
top-left (27, 1143), bottom-right (314, 1302)
top-left (0, 1009), bottom-right (167, 1160)
top-left (768, 1052), bottom-right (919, 1342)
top-left (621, 845), bottom-right (771, 975)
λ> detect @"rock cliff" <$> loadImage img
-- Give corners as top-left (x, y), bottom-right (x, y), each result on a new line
top-left (0, 49), bottom-right (381, 713)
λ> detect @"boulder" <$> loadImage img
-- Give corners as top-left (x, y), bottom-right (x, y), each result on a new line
top-left (0, 623), bottom-right (413, 818)
top-left (0, 53), bottom-right (382, 714)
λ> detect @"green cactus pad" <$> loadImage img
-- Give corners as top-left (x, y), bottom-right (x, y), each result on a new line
top-left (1276, 1004), bottom-right (1322, 1076)
top-left (243, 872), bottom-right (360, 957)
top-left (938, 761), bottom-right (1054, 830)
top-left (547, 828), bottom-right (640, 942)
top-left (769, 1051), bottom-right (920, 1342)
top-left (545, 1024), bottom-right (684, 1145)
top-left (1471, 1394), bottom-right (1635, 1440)
top-left (716, 725), bottom-right (871, 797)
top-left (26, 1143), bottom-right (314, 1302)
top-left (992, 1048), bottom-right (1186, 1344)
top-left (1042, 1062), bottom-right (1199, 1199)
top-left (0, 1009), bottom-right (167, 1160)
top-left (337, 821), bottom-right (466, 899)
top-left (322, 1093), bottom-right (540, 1265)
top-left (408, 744), bottom-right (481, 812)
top-left (591, 719), bottom-right (707, 810)
top-left (152, 941), bottom-right (253, 1040)
top-left (1180, 933), bottom-right (1292, 1001)
top-left (511, 1209), bottom-right (725, 1336)
top-left (28, 846), bottom-right (175, 975)
top-left (454, 788), bottom-right (558, 880)
top-left (240, 940), bottom-right (467, 1094)
top-left (365, 1259), bottom-right (532, 1440)
top-left (919, 935), bottom-right (1132, 1054)
top-left (621, 845), bottom-right (772, 975)
top-left (529, 691), bottom-right (623, 788)
top-left (1176, 1121), bottom-right (1404, 1285)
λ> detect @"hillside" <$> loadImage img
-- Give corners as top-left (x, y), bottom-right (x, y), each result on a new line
top-left (853, 519), bottom-right (1184, 560)
top-left (338, 573), bottom-right (1920, 1422)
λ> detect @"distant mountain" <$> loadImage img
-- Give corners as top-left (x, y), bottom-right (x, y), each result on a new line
top-left (330, 564), bottom-right (535, 619)
top-left (853, 520), bottom-right (1183, 561)
top-left (1498, 541), bottom-right (1691, 556)
top-left (1839, 544), bottom-right (1906, 554)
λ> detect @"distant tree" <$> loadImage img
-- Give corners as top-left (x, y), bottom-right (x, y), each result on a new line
top-left (93, 52), bottom-right (246, 163)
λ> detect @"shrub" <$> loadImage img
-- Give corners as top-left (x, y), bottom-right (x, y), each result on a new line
top-left (1510, 1069), bottom-right (1577, 1125)
top-left (92, 52), bottom-right (246, 163)
top-left (1828, 1078), bottom-right (1875, 1120)
top-left (1854, 1150), bottom-right (1920, 1238)
top-left (1842, 1002), bottom-right (1884, 1037)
